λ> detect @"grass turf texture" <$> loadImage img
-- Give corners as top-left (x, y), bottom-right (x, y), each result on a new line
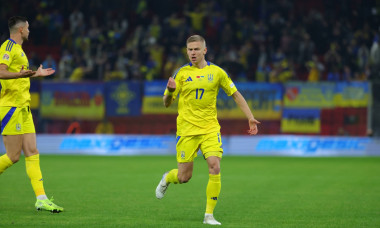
top-left (0, 155), bottom-right (379, 228)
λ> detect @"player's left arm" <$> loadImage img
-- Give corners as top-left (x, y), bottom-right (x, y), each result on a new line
top-left (218, 67), bottom-right (260, 135)
top-left (232, 91), bottom-right (261, 135)
top-left (31, 64), bottom-right (55, 77)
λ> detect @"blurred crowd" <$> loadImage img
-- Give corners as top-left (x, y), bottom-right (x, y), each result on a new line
top-left (0, 0), bottom-right (379, 82)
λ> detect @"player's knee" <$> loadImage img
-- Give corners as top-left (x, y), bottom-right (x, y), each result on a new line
top-left (209, 166), bottom-right (220, 175)
top-left (178, 173), bottom-right (192, 183)
top-left (8, 154), bottom-right (20, 163)
top-left (29, 148), bottom-right (39, 155)
top-left (208, 161), bottom-right (220, 174)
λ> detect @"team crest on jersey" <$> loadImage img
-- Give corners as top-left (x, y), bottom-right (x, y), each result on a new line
top-left (2, 53), bottom-right (9, 60)
top-left (186, 76), bottom-right (193, 82)
top-left (21, 52), bottom-right (24, 57)
top-left (208, 74), bottom-right (214, 83)
top-left (16, 123), bottom-right (21, 131)
top-left (180, 151), bottom-right (185, 159)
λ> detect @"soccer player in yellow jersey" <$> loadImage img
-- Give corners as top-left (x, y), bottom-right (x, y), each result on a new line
top-left (156, 35), bottom-right (260, 225)
top-left (0, 16), bottom-right (63, 213)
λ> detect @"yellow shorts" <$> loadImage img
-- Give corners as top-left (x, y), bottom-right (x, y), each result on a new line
top-left (0, 106), bottom-right (35, 135)
top-left (176, 132), bottom-right (223, 163)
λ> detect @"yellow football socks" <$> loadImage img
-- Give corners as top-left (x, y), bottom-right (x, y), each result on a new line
top-left (165, 169), bottom-right (179, 184)
top-left (205, 173), bottom-right (221, 214)
top-left (25, 154), bottom-right (46, 197)
top-left (0, 154), bottom-right (13, 174)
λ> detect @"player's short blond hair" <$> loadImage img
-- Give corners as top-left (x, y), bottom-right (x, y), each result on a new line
top-left (186, 35), bottom-right (206, 47)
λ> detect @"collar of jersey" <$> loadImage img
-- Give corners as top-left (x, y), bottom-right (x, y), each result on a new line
top-left (8, 38), bottom-right (17, 44)
top-left (189, 61), bottom-right (211, 67)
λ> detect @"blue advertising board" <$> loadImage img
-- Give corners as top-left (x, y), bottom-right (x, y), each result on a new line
top-left (1, 135), bottom-right (378, 157)
top-left (228, 136), bottom-right (375, 156)
top-left (58, 135), bottom-right (175, 155)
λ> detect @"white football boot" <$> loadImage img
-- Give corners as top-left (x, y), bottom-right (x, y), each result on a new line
top-left (155, 172), bottom-right (169, 199)
top-left (203, 213), bottom-right (221, 225)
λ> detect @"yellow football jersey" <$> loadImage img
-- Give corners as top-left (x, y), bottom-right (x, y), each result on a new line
top-left (164, 62), bottom-right (237, 136)
top-left (0, 39), bottom-right (31, 107)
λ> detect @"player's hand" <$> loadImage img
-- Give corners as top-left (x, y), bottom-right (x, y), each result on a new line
top-left (248, 117), bottom-right (260, 135)
top-left (20, 65), bottom-right (35, 77)
top-left (167, 77), bottom-right (176, 92)
top-left (31, 64), bottom-right (55, 77)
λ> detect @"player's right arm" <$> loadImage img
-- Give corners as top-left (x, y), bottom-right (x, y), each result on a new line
top-left (163, 66), bottom-right (184, 107)
top-left (163, 77), bottom-right (176, 107)
top-left (0, 64), bottom-right (35, 79)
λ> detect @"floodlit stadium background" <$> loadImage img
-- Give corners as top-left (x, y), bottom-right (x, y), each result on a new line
top-left (1, 1), bottom-right (380, 228)
top-left (0, 0), bottom-right (379, 156)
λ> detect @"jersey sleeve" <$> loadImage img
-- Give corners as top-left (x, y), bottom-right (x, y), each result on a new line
top-left (0, 44), bottom-right (13, 67)
top-left (163, 67), bottom-right (182, 100)
top-left (219, 68), bottom-right (237, 96)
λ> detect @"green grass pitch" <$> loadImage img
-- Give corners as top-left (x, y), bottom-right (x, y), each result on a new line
top-left (0, 155), bottom-right (379, 228)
